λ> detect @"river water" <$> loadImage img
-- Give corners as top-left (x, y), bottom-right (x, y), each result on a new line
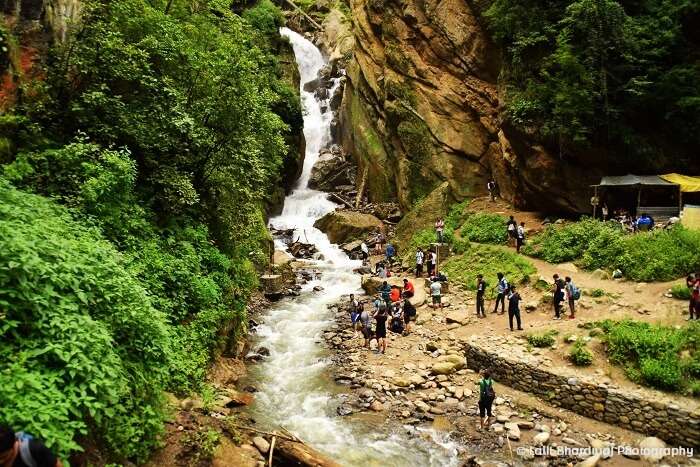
top-left (247, 27), bottom-right (460, 466)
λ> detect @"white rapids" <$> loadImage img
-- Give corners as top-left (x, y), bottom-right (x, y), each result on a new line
top-left (248, 27), bottom-right (461, 466)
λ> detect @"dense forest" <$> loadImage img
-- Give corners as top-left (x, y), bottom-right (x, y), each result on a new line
top-left (484, 0), bottom-right (700, 168)
top-left (0, 0), bottom-right (300, 461)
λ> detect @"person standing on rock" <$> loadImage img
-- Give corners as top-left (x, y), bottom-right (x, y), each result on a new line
top-left (415, 247), bottom-right (425, 277)
top-left (403, 298), bottom-right (416, 334)
top-left (427, 250), bottom-right (437, 277)
top-left (477, 369), bottom-right (496, 429)
top-left (507, 285), bottom-right (523, 331)
top-left (380, 281), bottom-right (392, 305)
top-left (430, 279), bottom-right (442, 309)
top-left (349, 294), bottom-right (362, 336)
top-left (506, 215), bottom-right (517, 247)
top-left (435, 217), bottom-right (445, 243)
top-left (516, 222), bottom-right (526, 253)
top-left (564, 276), bottom-right (579, 319)
top-left (402, 278), bottom-right (415, 298)
top-left (360, 306), bottom-right (373, 348)
top-left (487, 180), bottom-right (497, 202)
top-left (476, 274), bottom-right (486, 318)
top-left (552, 274), bottom-right (565, 320)
top-left (386, 243), bottom-right (397, 266)
top-left (374, 229), bottom-right (385, 255)
top-left (360, 241), bottom-right (369, 260)
top-left (493, 272), bottom-right (508, 314)
top-left (373, 305), bottom-right (388, 354)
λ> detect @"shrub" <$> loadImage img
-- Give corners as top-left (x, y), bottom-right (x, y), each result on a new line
top-left (522, 218), bottom-right (622, 263)
top-left (460, 212), bottom-right (509, 244)
top-left (569, 341), bottom-right (593, 366)
top-left (526, 330), bottom-right (558, 348)
top-left (442, 244), bottom-right (536, 298)
top-left (589, 288), bottom-right (606, 298)
top-left (671, 283), bottom-right (692, 300)
top-left (596, 319), bottom-right (700, 394)
top-left (400, 228), bottom-right (437, 264)
top-left (444, 199), bottom-right (470, 232)
top-left (0, 181), bottom-right (170, 460)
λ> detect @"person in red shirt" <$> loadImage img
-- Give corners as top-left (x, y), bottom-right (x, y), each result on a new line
top-left (689, 274), bottom-right (700, 321)
top-left (402, 278), bottom-right (415, 298)
top-left (389, 286), bottom-right (401, 303)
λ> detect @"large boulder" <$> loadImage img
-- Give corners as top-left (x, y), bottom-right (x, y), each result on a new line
top-left (437, 354), bottom-right (466, 370)
top-left (637, 437), bottom-right (666, 463)
top-left (308, 150), bottom-right (353, 191)
top-left (314, 210), bottom-right (383, 244)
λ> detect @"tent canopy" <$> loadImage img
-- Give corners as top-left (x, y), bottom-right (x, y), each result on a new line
top-left (594, 174), bottom-right (677, 187)
top-left (660, 173), bottom-right (700, 193)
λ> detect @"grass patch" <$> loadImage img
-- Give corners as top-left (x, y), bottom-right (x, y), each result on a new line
top-left (568, 341), bottom-right (593, 366)
top-left (526, 329), bottom-right (558, 348)
top-left (523, 218), bottom-right (700, 281)
top-left (595, 319), bottom-right (700, 394)
top-left (400, 228), bottom-right (436, 264)
top-left (459, 212), bottom-right (508, 245)
top-left (442, 244), bottom-right (536, 298)
top-left (671, 283), bottom-right (692, 300)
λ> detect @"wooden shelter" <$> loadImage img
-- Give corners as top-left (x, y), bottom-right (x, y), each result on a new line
top-left (591, 174), bottom-right (681, 221)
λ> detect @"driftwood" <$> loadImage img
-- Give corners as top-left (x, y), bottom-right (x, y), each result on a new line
top-left (229, 424), bottom-right (340, 467)
top-left (281, 0), bottom-right (323, 30)
top-left (329, 192), bottom-right (354, 208)
top-left (355, 165), bottom-right (368, 208)
top-left (274, 438), bottom-right (342, 467)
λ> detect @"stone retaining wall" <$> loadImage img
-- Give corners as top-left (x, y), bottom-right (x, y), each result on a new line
top-left (463, 341), bottom-right (700, 448)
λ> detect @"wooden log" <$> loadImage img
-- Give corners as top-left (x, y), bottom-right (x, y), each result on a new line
top-left (280, 0), bottom-right (323, 30)
top-left (329, 192), bottom-right (354, 209)
top-left (355, 165), bottom-right (368, 208)
top-left (273, 438), bottom-right (342, 467)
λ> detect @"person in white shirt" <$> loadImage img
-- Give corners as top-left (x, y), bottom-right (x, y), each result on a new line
top-left (435, 217), bottom-right (445, 243)
top-left (360, 242), bottom-right (369, 260)
top-left (516, 222), bottom-right (525, 254)
top-left (415, 247), bottom-right (425, 277)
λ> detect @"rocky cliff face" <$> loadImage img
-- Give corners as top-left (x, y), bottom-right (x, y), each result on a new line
top-left (0, 0), bottom-right (81, 108)
top-left (334, 0), bottom-right (596, 213)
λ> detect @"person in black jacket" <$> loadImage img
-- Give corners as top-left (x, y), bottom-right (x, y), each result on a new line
top-left (0, 425), bottom-right (62, 467)
top-left (508, 286), bottom-right (523, 331)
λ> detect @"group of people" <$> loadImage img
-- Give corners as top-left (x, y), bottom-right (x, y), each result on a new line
top-left (475, 272), bottom-right (523, 331)
top-left (348, 278), bottom-right (419, 354)
top-left (0, 425), bottom-right (61, 467)
top-left (415, 247), bottom-right (439, 278)
top-left (505, 215), bottom-right (526, 253)
top-left (474, 272), bottom-right (580, 329)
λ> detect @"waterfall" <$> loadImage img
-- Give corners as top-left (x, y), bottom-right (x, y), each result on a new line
top-left (247, 27), bottom-right (460, 466)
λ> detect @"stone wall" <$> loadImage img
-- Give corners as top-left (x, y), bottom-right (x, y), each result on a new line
top-left (463, 341), bottom-right (700, 448)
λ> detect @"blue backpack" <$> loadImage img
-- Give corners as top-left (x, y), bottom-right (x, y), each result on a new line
top-left (16, 432), bottom-right (38, 467)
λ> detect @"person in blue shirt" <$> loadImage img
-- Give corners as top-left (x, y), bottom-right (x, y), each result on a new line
top-left (636, 213), bottom-right (654, 231)
top-left (493, 272), bottom-right (509, 314)
top-left (385, 243), bottom-right (396, 263)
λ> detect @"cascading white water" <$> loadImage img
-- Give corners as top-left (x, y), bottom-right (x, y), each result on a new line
top-left (248, 27), bottom-right (460, 466)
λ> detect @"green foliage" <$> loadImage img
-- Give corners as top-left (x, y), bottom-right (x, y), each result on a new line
top-left (526, 330), bottom-right (558, 348)
top-left (671, 283), bottom-right (692, 300)
top-left (484, 0), bottom-right (700, 165)
top-left (400, 228), bottom-right (437, 264)
top-left (568, 340), bottom-right (593, 366)
top-left (460, 212), bottom-right (508, 244)
top-left (181, 429), bottom-right (221, 466)
top-left (0, 0), bottom-right (297, 460)
top-left (596, 319), bottom-right (700, 393)
top-left (524, 218), bottom-right (700, 281)
top-left (0, 180), bottom-right (170, 460)
top-left (522, 218), bottom-right (620, 263)
top-left (444, 199), bottom-right (470, 232)
top-left (442, 244), bottom-right (536, 298)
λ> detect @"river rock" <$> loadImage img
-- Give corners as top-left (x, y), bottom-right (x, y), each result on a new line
top-left (314, 211), bottom-right (383, 244)
top-left (519, 447), bottom-right (535, 461)
top-left (436, 354), bottom-right (466, 370)
top-left (431, 362), bottom-right (456, 375)
top-left (533, 431), bottom-right (550, 446)
top-left (414, 400), bottom-right (430, 412)
top-left (393, 376), bottom-right (411, 388)
top-left (577, 454), bottom-right (600, 467)
top-left (370, 400), bottom-right (384, 411)
top-left (638, 437), bottom-right (666, 462)
top-left (252, 437), bottom-right (270, 454)
top-left (504, 422), bottom-right (521, 441)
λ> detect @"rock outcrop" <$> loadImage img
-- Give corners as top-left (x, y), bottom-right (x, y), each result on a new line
top-left (337, 0), bottom-right (597, 213)
top-left (313, 210), bottom-right (383, 244)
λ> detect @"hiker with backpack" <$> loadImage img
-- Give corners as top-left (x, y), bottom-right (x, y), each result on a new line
top-left (552, 274), bottom-right (565, 320)
top-left (493, 272), bottom-right (509, 314)
top-left (0, 425), bottom-right (62, 467)
top-left (477, 369), bottom-right (496, 429)
top-left (564, 276), bottom-right (580, 319)
top-left (348, 294), bottom-right (363, 336)
top-left (359, 305), bottom-right (374, 348)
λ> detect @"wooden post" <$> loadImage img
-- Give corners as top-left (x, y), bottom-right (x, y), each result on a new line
top-left (636, 186), bottom-right (642, 216)
top-left (355, 165), bottom-right (368, 208)
top-left (679, 187), bottom-right (683, 214)
top-left (592, 185), bottom-right (598, 219)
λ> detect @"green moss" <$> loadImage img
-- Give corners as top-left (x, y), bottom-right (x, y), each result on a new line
top-left (385, 41), bottom-right (412, 74)
top-left (397, 119), bottom-right (433, 162)
top-left (442, 244), bottom-right (536, 299)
